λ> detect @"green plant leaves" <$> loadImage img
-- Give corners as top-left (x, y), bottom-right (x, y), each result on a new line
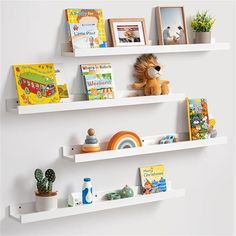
top-left (190, 11), bottom-right (215, 32)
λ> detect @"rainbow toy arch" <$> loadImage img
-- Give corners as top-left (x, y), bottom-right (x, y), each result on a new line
top-left (107, 131), bottom-right (142, 150)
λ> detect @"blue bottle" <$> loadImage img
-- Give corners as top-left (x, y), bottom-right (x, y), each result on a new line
top-left (82, 178), bottom-right (93, 204)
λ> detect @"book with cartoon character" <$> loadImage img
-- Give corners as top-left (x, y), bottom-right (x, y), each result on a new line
top-left (186, 98), bottom-right (209, 140)
top-left (13, 64), bottom-right (60, 106)
top-left (65, 9), bottom-right (107, 51)
top-left (139, 164), bottom-right (166, 195)
top-left (81, 63), bottom-right (115, 100)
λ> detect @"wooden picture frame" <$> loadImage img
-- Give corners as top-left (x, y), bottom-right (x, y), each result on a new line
top-left (156, 6), bottom-right (189, 45)
top-left (108, 18), bottom-right (148, 47)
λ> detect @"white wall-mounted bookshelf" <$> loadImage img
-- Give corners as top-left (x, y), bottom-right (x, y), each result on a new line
top-left (62, 134), bottom-right (227, 163)
top-left (10, 187), bottom-right (185, 224)
top-left (6, 93), bottom-right (185, 115)
top-left (61, 43), bottom-right (230, 58)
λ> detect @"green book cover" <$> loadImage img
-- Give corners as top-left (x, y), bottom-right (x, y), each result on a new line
top-left (81, 63), bottom-right (115, 100)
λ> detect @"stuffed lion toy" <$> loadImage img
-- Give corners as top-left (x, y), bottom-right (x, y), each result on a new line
top-left (132, 54), bottom-right (170, 96)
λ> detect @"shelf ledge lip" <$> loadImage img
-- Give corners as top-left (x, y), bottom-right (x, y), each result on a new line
top-left (62, 136), bottom-right (228, 163)
top-left (6, 93), bottom-right (185, 115)
top-left (61, 43), bottom-right (230, 57)
top-left (10, 188), bottom-right (185, 224)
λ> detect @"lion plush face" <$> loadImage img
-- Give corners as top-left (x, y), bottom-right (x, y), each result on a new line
top-left (134, 54), bottom-right (162, 81)
top-left (147, 66), bottom-right (162, 79)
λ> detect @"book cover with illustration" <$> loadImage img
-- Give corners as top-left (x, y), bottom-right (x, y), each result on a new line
top-left (81, 63), bottom-right (115, 100)
top-left (139, 164), bottom-right (167, 195)
top-left (13, 64), bottom-right (60, 106)
top-left (65, 9), bottom-right (107, 50)
top-left (186, 98), bottom-right (209, 140)
top-left (54, 63), bottom-right (69, 102)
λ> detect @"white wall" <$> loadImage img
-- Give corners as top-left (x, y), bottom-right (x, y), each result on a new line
top-left (0, 1), bottom-right (235, 235)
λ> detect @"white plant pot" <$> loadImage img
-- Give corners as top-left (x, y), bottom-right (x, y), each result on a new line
top-left (35, 194), bottom-right (57, 212)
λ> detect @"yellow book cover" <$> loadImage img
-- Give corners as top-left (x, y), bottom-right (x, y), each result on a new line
top-left (13, 64), bottom-right (60, 105)
top-left (139, 164), bottom-right (167, 195)
top-left (65, 9), bottom-right (107, 50)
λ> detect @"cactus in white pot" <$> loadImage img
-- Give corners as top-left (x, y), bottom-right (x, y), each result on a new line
top-left (34, 168), bottom-right (57, 211)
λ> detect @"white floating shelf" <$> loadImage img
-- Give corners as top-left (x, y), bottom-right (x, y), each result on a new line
top-left (62, 43), bottom-right (230, 57)
top-left (10, 187), bottom-right (185, 224)
top-left (6, 93), bottom-right (185, 115)
top-left (62, 134), bottom-right (227, 163)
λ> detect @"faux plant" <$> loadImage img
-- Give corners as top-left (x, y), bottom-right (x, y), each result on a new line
top-left (34, 169), bottom-right (56, 196)
top-left (191, 11), bottom-right (215, 32)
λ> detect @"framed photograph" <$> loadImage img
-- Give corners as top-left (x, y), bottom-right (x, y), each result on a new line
top-left (109, 18), bottom-right (148, 47)
top-left (156, 6), bottom-right (189, 45)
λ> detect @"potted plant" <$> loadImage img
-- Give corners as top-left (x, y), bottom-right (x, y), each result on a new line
top-left (190, 11), bottom-right (215, 43)
top-left (34, 168), bottom-right (57, 211)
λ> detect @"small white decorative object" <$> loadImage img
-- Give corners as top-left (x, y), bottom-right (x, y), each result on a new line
top-left (68, 192), bottom-right (81, 207)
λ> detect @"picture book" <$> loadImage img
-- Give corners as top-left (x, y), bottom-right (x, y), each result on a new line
top-left (139, 164), bottom-right (167, 195)
top-left (81, 63), bottom-right (115, 100)
top-left (186, 98), bottom-right (209, 140)
top-left (54, 63), bottom-right (70, 102)
top-left (65, 9), bottom-right (107, 51)
top-left (13, 64), bottom-right (60, 106)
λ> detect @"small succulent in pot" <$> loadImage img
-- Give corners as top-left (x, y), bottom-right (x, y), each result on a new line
top-left (34, 168), bottom-right (57, 211)
top-left (190, 11), bottom-right (215, 43)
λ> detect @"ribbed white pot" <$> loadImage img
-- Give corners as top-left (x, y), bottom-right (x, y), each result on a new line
top-left (35, 194), bottom-right (57, 211)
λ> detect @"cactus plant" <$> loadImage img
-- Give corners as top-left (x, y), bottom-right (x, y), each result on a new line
top-left (45, 169), bottom-right (56, 193)
top-left (34, 168), bottom-right (56, 195)
top-left (34, 169), bottom-right (43, 182)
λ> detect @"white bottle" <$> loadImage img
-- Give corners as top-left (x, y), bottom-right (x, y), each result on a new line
top-left (82, 178), bottom-right (93, 204)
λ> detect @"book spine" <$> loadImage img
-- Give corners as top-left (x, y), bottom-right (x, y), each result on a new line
top-left (64, 9), bottom-right (73, 51)
top-left (80, 68), bottom-right (89, 100)
top-left (186, 97), bottom-right (192, 141)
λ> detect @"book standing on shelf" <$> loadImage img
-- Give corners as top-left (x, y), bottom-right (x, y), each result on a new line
top-left (186, 97), bottom-right (209, 140)
top-left (139, 164), bottom-right (167, 195)
top-left (54, 63), bottom-right (70, 102)
top-left (65, 9), bottom-right (107, 51)
top-left (13, 64), bottom-right (61, 106)
top-left (81, 63), bottom-right (115, 100)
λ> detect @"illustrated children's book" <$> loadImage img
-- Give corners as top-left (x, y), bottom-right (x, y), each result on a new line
top-left (54, 63), bottom-right (69, 102)
top-left (65, 9), bottom-right (107, 51)
top-left (186, 98), bottom-right (209, 140)
top-left (13, 64), bottom-right (60, 106)
top-left (81, 63), bottom-right (115, 100)
top-left (139, 164), bottom-right (167, 195)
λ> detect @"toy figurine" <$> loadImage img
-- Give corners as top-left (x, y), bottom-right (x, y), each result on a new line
top-left (106, 192), bottom-right (121, 200)
top-left (68, 192), bottom-right (81, 207)
top-left (81, 128), bottom-right (101, 153)
top-left (159, 135), bottom-right (178, 144)
top-left (106, 185), bottom-right (134, 201)
top-left (120, 185), bottom-right (134, 198)
top-left (208, 119), bottom-right (217, 138)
